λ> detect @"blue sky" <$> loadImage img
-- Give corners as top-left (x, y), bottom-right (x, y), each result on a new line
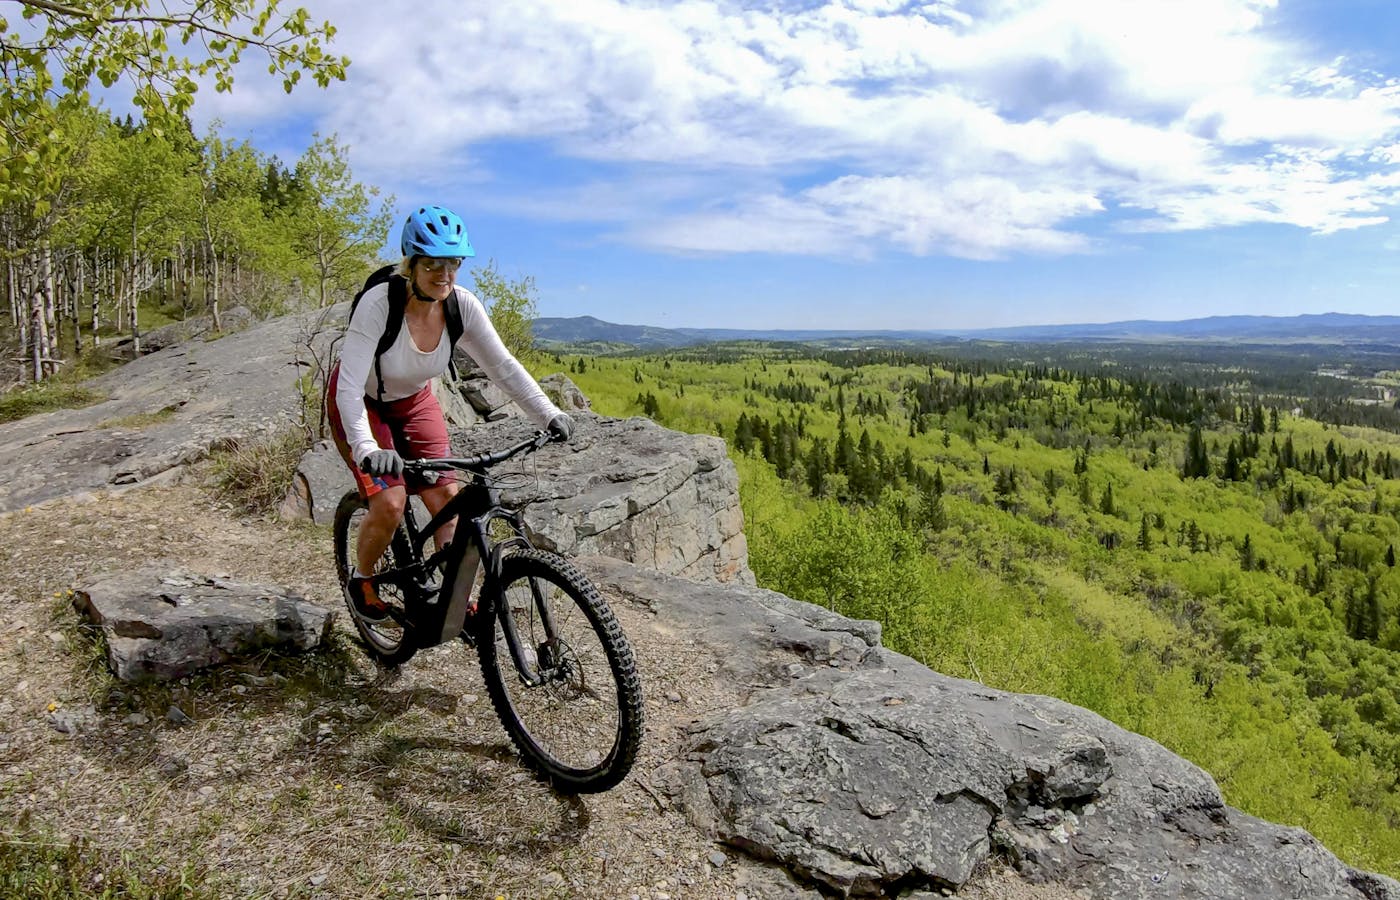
top-left (188, 0), bottom-right (1400, 330)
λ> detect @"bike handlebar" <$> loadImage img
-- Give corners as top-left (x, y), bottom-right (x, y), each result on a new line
top-left (403, 429), bottom-right (557, 474)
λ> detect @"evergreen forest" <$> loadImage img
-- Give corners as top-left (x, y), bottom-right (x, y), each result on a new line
top-left (561, 341), bottom-right (1400, 879)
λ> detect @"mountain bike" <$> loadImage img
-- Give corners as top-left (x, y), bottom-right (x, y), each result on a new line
top-left (332, 429), bottom-right (644, 793)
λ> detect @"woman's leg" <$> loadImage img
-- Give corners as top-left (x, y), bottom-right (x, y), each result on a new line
top-left (418, 479), bottom-right (460, 551)
top-left (395, 383), bottom-right (456, 549)
top-left (327, 362), bottom-right (409, 576)
top-left (356, 485), bottom-right (407, 575)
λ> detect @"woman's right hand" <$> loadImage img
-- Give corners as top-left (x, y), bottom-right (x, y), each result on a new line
top-left (360, 449), bottom-right (405, 476)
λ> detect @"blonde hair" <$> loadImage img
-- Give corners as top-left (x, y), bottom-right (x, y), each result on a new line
top-left (397, 256), bottom-right (415, 278)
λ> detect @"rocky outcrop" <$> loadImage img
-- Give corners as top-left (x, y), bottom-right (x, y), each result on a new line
top-left (584, 557), bottom-right (1400, 900)
top-left (3, 303), bottom-right (751, 585)
top-left (72, 569), bottom-right (334, 682)
top-left (448, 415), bottom-right (751, 584)
top-left (107, 305), bottom-right (257, 357)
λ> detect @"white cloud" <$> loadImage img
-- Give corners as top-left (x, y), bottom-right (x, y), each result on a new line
top-left (624, 173), bottom-right (1101, 259)
top-left (1184, 90), bottom-right (1400, 147)
top-left (192, 0), bottom-right (1400, 258)
top-left (1121, 154), bottom-right (1396, 234)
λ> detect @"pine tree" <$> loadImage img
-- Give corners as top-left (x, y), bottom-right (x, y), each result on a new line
top-left (1183, 425), bottom-right (1210, 479)
top-left (805, 438), bottom-right (829, 498)
top-left (1224, 441), bottom-right (1240, 481)
top-left (1363, 577), bottom-right (1382, 642)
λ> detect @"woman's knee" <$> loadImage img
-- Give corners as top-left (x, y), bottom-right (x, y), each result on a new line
top-left (367, 487), bottom-right (407, 521)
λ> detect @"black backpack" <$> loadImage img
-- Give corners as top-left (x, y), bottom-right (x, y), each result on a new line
top-left (348, 264), bottom-right (464, 401)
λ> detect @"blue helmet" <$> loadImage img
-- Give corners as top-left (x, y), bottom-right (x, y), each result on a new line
top-left (400, 205), bottom-right (475, 258)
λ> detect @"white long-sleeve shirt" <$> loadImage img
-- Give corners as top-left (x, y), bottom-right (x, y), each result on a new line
top-left (336, 282), bottom-right (561, 466)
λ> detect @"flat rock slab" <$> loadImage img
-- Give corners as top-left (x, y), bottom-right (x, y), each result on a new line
top-left (0, 304), bottom-right (345, 513)
top-left (73, 569), bottom-right (335, 682)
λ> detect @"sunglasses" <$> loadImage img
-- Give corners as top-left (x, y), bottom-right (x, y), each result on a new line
top-left (419, 258), bottom-right (463, 272)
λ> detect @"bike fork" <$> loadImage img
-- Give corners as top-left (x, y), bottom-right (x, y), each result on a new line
top-left (489, 575), bottom-right (561, 687)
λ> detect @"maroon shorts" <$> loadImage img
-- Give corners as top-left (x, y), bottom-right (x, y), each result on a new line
top-left (327, 363), bottom-right (451, 498)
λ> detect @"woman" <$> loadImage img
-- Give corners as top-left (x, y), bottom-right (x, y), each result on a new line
top-left (328, 204), bottom-right (573, 621)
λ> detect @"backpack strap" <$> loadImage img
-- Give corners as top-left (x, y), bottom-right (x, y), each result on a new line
top-left (348, 264), bottom-right (403, 404)
top-left (443, 289), bottom-right (465, 384)
top-left (373, 275), bottom-right (408, 402)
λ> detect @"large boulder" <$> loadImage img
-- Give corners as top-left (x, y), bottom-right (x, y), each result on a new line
top-left (449, 415), bottom-right (751, 585)
top-left (72, 569), bottom-right (335, 683)
top-left (582, 557), bottom-right (1400, 900)
top-left (277, 438), bottom-right (354, 525)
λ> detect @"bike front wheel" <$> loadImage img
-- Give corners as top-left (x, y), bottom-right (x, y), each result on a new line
top-left (475, 550), bottom-right (644, 793)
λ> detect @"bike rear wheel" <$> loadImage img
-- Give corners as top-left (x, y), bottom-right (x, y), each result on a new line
top-left (475, 550), bottom-right (644, 793)
top-left (333, 490), bottom-right (419, 666)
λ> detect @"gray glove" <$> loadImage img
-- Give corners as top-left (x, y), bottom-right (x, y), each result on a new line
top-left (360, 449), bottom-right (404, 477)
top-left (547, 413), bottom-right (575, 442)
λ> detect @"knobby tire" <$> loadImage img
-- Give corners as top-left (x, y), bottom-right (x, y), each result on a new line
top-left (474, 549), bottom-right (644, 793)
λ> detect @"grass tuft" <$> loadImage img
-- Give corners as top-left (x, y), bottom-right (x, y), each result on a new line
top-left (96, 404), bottom-right (181, 430)
top-left (207, 426), bottom-right (312, 516)
top-left (0, 382), bottom-right (106, 424)
top-left (0, 828), bottom-right (220, 899)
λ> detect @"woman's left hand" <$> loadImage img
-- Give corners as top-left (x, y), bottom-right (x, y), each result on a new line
top-left (547, 413), bottom-right (575, 442)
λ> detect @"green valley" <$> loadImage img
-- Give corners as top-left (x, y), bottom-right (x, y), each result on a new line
top-left (558, 340), bottom-right (1400, 879)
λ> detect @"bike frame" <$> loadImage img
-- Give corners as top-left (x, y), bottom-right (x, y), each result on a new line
top-left (385, 432), bottom-right (558, 684)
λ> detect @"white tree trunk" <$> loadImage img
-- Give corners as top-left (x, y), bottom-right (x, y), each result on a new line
top-left (40, 243), bottom-right (60, 374)
top-left (129, 210), bottom-right (141, 356)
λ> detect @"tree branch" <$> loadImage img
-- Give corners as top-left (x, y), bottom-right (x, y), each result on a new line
top-left (16, 0), bottom-right (311, 56)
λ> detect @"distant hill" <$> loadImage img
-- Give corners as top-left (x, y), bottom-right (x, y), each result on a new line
top-left (531, 316), bottom-right (694, 349)
top-left (965, 313), bottom-right (1400, 344)
top-left (529, 319), bottom-right (957, 349)
top-left (533, 312), bottom-right (1400, 349)
top-left (530, 315), bottom-right (952, 348)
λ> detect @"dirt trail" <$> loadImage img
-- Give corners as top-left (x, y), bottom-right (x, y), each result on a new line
top-left (0, 475), bottom-right (1084, 899)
